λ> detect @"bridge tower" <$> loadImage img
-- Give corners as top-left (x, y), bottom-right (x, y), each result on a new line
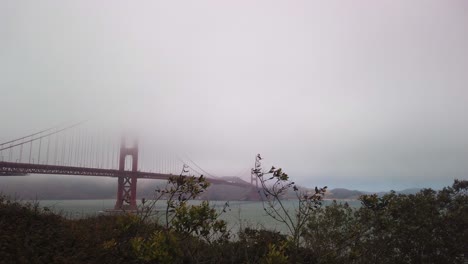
top-left (246, 154), bottom-right (261, 200)
top-left (245, 171), bottom-right (261, 200)
top-left (250, 169), bottom-right (258, 187)
top-left (114, 137), bottom-right (139, 211)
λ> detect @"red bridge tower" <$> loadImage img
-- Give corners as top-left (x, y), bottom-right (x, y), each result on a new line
top-left (114, 137), bottom-right (139, 211)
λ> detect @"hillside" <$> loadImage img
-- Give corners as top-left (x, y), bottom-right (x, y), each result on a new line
top-left (325, 188), bottom-right (364, 200)
top-left (0, 176), bottom-right (421, 200)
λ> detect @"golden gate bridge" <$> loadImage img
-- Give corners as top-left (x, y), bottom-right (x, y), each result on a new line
top-left (0, 122), bottom-right (258, 211)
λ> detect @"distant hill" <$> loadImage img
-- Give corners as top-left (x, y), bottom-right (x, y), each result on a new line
top-left (396, 188), bottom-right (421, 195)
top-left (0, 176), bottom-right (253, 201)
top-left (290, 187), bottom-right (423, 200)
top-left (0, 176), bottom-right (422, 201)
top-left (325, 188), bottom-right (364, 200)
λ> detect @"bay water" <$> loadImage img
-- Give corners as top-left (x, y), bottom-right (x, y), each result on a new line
top-left (36, 199), bottom-right (361, 234)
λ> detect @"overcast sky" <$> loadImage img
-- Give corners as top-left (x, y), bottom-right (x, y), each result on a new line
top-left (1, 1), bottom-right (468, 191)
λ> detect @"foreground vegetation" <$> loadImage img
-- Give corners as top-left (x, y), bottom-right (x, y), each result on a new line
top-left (1, 176), bottom-right (466, 263)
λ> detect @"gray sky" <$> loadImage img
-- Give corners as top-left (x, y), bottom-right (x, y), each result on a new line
top-left (1, 0), bottom-right (468, 191)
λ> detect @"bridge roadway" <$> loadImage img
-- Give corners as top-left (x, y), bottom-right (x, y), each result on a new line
top-left (0, 161), bottom-right (251, 188)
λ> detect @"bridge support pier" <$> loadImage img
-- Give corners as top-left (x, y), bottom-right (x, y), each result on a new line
top-left (114, 138), bottom-right (139, 211)
top-left (245, 186), bottom-right (261, 201)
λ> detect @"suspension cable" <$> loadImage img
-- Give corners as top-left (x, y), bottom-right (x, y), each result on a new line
top-left (0, 121), bottom-right (85, 152)
top-left (176, 154), bottom-right (218, 178)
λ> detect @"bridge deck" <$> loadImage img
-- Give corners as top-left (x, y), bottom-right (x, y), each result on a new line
top-left (0, 161), bottom-right (250, 187)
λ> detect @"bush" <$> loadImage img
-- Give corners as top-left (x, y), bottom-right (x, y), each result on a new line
top-left (0, 179), bottom-right (466, 263)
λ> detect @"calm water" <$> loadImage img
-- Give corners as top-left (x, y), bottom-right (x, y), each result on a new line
top-left (37, 199), bottom-right (361, 233)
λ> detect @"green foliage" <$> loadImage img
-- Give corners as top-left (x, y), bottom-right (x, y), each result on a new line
top-left (261, 242), bottom-right (289, 264)
top-left (302, 180), bottom-right (468, 264)
top-left (252, 153), bottom-right (327, 261)
top-left (304, 201), bottom-right (362, 263)
top-left (132, 170), bottom-right (230, 262)
top-left (0, 196), bottom-right (79, 263)
top-left (0, 179), bottom-right (466, 264)
top-left (172, 200), bottom-right (229, 242)
top-left (353, 181), bottom-right (467, 263)
top-left (156, 173), bottom-right (228, 239)
top-left (130, 230), bottom-right (180, 263)
top-left (239, 228), bottom-right (288, 263)
top-left (150, 173), bottom-right (211, 228)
